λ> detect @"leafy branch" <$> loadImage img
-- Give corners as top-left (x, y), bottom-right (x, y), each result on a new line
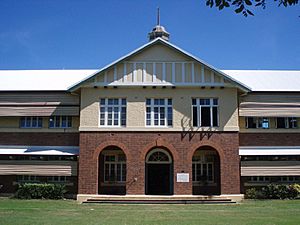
top-left (205, 0), bottom-right (298, 16)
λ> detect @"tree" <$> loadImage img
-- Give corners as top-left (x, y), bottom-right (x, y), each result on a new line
top-left (205, 0), bottom-right (299, 16)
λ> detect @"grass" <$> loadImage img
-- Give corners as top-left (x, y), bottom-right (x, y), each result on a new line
top-left (0, 198), bottom-right (300, 225)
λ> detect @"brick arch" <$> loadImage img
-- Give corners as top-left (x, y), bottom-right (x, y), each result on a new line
top-left (93, 141), bottom-right (130, 160)
top-left (187, 141), bottom-right (225, 163)
top-left (140, 137), bottom-right (179, 162)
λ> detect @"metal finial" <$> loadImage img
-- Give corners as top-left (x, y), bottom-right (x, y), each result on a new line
top-left (157, 7), bottom-right (160, 25)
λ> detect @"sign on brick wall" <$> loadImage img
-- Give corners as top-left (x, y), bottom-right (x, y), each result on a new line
top-left (176, 173), bottom-right (189, 182)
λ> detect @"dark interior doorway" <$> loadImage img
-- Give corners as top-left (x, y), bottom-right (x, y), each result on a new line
top-left (145, 149), bottom-right (173, 195)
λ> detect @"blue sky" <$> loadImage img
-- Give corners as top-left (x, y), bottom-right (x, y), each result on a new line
top-left (0, 0), bottom-right (299, 70)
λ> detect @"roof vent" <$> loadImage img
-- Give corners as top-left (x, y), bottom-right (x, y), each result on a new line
top-left (148, 8), bottom-right (170, 42)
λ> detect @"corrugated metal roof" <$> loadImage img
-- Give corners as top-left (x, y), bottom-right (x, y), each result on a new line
top-left (222, 70), bottom-right (300, 92)
top-left (0, 70), bottom-right (97, 91)
top-left (0, 69), bottom-right (299, 92)
top-left (239, 146), bottom-right (300, 155)
top-left (0, 145), bottom-right (79, 155)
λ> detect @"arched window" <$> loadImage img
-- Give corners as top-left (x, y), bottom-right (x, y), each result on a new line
top-left (146, 149), bottom-right (172, 164)
top-left (102, 149), bottom-right (126, 183)
top-left (192, 150), bottom-right (216, 183)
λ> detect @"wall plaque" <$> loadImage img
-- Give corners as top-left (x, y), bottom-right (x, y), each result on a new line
top-left (176, 173), bottom-right (189, 182)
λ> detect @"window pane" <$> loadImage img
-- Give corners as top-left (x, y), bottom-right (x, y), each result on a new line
top-left (100, 98), bottom-right (105, 105)
top-left (192, 107), bottom-right (198, 127)
top-left (26, 117), bottom-right (31, 127)
top-left (146, 99), bottom-right (151, 105)
top-left (213, 99), bottom-right (218, 105)
top-left (20, 117), bottom-right (26, 127)
top-left (108, 99), bottom-right (113, 105)
top-left (277, 117), bottom-right (286, 128)
top-left (289, 117), bottom-right (297, 128)
top-left (55, 116), bottom-right (60, 127)
top-left (61, 116), bottom-right (67, 127)
top-left (38, 118), bottom-right (43, 128)
top-left (114, 99), bottom-right (119, 105)
top-left (167, 99), bottom-right (172, 105)
top-left (121, 98), bottom-right (126, 105)
top-left (212, 107), bottom-right (218, 127)
top-left (192, 99), bottom-right (196, 105)
top-left (201, 107), bottom-right (211, 126)
top-left (167, 107), bottom-right (172, 126)
top-left (32, 117), bottom-right (37, 127)
top-left (49, 117), bottom-right (54, 128)
top-left (247, 117), bottom-right (256, 128)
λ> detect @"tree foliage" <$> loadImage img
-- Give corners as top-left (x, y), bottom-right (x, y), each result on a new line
top-left (205, 0), bottom-right (299, 16)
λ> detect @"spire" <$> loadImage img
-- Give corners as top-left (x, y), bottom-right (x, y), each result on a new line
top-left (157, 7), bottom-right (160, 26)
top-left (148, 8), bottom-right (170, 42)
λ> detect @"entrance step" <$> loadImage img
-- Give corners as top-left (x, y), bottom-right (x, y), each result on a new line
top-left (82, 195), bottom-right (236, 204)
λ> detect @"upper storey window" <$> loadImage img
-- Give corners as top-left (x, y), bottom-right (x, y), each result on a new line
top-left (49, 116), bottom-right (72, 128)
top-left (192, 98), bottom-right (219, 127)
top-left (276, 117), bottom-right (297, 129)
top-left (20, 117), bottom-right (43, 128)
top-left (146, 98), bottom-right (172, 127)
top-left (246, 117), bottom-right (269, 129)
top-left (100, 98), bottom-right (126, 127)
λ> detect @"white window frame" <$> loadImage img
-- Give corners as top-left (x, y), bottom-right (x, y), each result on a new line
top-left (48, 176), bottom-right (67, 183)
top-left (49, 116), bottom-right (72, 128)
top-left (246, 117), bottom-right (270, 129)
top-left (276, 117), bottom-right (298, 129)
top-left (99, 98), bottom-right (126, 127)
top-left (103, 152), bottom-right (126, 183)
top-left (192, 153), bottom-right (215, 184)
top-left (20, 117), bottom-right (43, 128)
top-left (145, 98), bottom-right (173, 127)
top-left (250, 176), bottom-right (270, 183)
top-left (192, 98), bottom-right (219, 127)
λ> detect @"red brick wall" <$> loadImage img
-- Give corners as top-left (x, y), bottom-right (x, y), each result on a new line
top-left (78, 131), bottom-right (240, 195)
top-left (240, 133), bottom-right (300, 146)
top-left (0, 132), bottom-right (79, 146)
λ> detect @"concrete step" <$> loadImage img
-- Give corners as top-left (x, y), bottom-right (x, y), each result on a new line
top-left (83, 197), bottom-right (235, 204)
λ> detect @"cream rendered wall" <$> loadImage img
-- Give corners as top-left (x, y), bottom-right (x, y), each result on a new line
top-left (80, 87), bottom-right (239, 132)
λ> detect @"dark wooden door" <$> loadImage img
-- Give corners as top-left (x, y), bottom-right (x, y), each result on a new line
top-left (146, 164), bottom-right (172, 195)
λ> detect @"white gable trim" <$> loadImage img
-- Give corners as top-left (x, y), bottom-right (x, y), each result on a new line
top-left (68, 38), bottom-right (251, 92)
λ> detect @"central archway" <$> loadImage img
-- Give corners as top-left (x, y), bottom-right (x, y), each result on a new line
top-left (145, 148), bottom-right (173, 195)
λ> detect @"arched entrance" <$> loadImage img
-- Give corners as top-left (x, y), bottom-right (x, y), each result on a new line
top-left (145, 148), bottom-right (173, 195)
top-left (192, 146), bottom-right (221, 195)
top-left (98, 146), bottom-right (126, 195)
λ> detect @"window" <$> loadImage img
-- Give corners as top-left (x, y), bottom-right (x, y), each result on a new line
top-left (48, 176), bottom-right (67, 183)
top-left (103, 153), bottom-right (126, 183)
top-left (146, 98), bottom-right (172, 127)
top-left (192, 153), bottom-right (215, 184)
top-left (246, 117), bottom-right (269, 129)
top-left (49, 116), bottom-right (72, 128)
top-left (20, 117), bottom-right (43, 128)
top-left (250, 176), bottom-right (270, 182)
top-left (192, 98), bottom-right (218, 127)
top-left (100, 98), bottom-right (126, 126)
top-left (276, 117), bottom-right (297, 129)
top-left (17, 175), bottom-right (38, 183)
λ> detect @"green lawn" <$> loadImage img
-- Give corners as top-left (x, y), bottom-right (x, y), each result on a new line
top-left (0, 198), bottom-right (299, 225)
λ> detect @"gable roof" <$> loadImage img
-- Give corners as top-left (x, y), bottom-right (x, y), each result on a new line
top-left (68, 38), bottom-right (251, 92)
top-left (223, 70), bottom-right (300, 92)
top-left (0, 70), bottom-right (97, 91)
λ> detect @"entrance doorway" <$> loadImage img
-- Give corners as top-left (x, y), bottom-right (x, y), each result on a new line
top-left (145, 148), bottom-right (173, 195)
